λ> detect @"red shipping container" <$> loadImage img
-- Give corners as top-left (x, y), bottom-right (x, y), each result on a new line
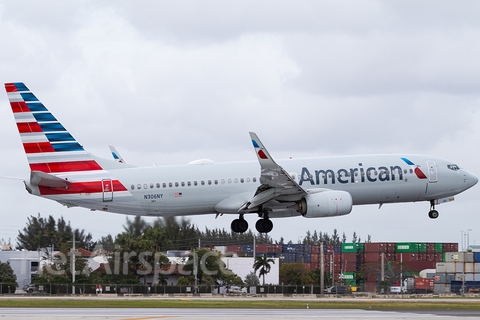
top-left (364, 253), bottom-right (380, 262)
top-left (311, 245), bottom-right (320, 253)
top-left (256, 244), bottom-right (270, 253)
top-left (415, 278), bottom-right (434, 291)
top-left (310, 263), bottom-right (320, 270)
top-left (342, 252), bottom-right (357, 262)
top-left (311, 254), bottom-right (319, 263)
top-left (326, 245), bottom-right (334, 253)
top-left (385, 253), bottom-right (396, 261)
top-left (334, 254), bottom-right (342, 263)
top-left (404, 260), bottom-right (436, 272)
top-left (435, 253), bottom-right (443, 262)
top-left (366, 275), bottom-right (376, 282)
top-left (226, 246), bottom-right (241, 253)
top-left (425, 254), bottom-right (435, 261)
top-left (418, 253), bottom-right (427, 261)
top-left (365, 243), bottom-right (381, 253)
top-left (345, 263), bottom-right (357, 272)
top-left (271, 244), bottom-right (283, 253)
top-left (396, 252), bottom-right (418, 261)
top-left (427, 243), bottom-right (435, 253)
top-left (386, 243), bottom-right (396, 253)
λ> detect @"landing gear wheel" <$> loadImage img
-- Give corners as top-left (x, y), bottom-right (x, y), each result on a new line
top-left (231, 218), bottom-right (248, 233)
top-left (255, 218), bottom-right (273, 233)
top-left (428, 210), bottom-right (439, 219)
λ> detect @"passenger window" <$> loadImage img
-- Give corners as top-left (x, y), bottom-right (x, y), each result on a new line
top-left (214, 180), bottom-right (218, 185)
top-left (228, 179), bottom-right (232, 184)
top-left (208, 180), bottom-right (212, 185)
top-left (137, 184), bottom-right (141, 189)
top-left (131, 185), bottom-right (135, 190)
top-left (409, 169), bottom-right (413, 174)
top-left (240, 178), bottom-right (244, 183)
top-left (156, 183), bottom-right (160, 188)
top-left (404, 169), bottom-right (407, 175)
top-left (150, 183), bottom-right (154, 189)
top-left (246, 178), bottom-right (250, 183)
top-left (169, 182), bottom-right (173, 188)
top-left (221, 179), bottom-right (225, 184)
top-left (163, 183), bottom-right (166, 188)
top-left (201, 181), bottom-right (205, 186)
top-left (187, 181), bottom-right (191, 186)
top-left (175, 182), bottom-right (179, 187)
top-left (181, 182), bottom-right (185, 187)
top-left (234, 178), bottom-right (238, 183)
top-left (194, 181), bottom-right (198, 186)
top-left (143, 184), bottom-right (147, 189)
top-left (253, 177), bottom-right (257, 182)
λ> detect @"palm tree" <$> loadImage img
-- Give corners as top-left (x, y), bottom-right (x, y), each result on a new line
top-left (253, 253), bottom-right (275, 285)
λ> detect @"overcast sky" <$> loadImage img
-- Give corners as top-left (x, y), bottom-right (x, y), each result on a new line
top-left (1, 1), bottom-right (480, 248)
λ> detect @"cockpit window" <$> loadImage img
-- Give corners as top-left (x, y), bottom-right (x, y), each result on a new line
top-left (447, 164), bottom-right (460, 171)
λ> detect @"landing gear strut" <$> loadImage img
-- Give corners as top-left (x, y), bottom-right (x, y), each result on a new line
top-left (428, 200), bottom-right (439, 219)
top-left (231, 214), bottom-right (249, 233)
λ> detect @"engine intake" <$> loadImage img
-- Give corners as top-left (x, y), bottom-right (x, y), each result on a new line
top-left (298, 190), bottom-right (353, 218)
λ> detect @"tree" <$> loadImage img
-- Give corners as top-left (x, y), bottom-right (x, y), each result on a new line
top-left (183, 249), bottom-right (226, 285)
top-left (253, 253), bottom-right (275, 285)
top-left (279, 262), bottom-right (310, 285)
top-left (16, 214), bottom-right (93, 251)
top-left (244, 271), bottom-right (260, 287)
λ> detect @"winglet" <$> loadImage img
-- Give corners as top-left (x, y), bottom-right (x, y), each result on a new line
top-left (109, 146), bottom-right (126, 164)
top-left (249, 132), bottom-right (279, 170)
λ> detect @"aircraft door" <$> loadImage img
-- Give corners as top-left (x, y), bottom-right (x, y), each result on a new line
top-left (102, 179), bottom-right (113, 202)
top-left (427, 161), bottom-right (437, 183)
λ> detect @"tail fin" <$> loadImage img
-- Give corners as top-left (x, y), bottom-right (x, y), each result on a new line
top-left (5, 82), bottom-right (103, 173)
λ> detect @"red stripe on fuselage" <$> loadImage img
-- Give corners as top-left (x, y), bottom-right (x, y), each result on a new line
top-left (17, 122), bottom-right (43, 133)
top-left (5, 83), bottom-right (17, 92)
top-left (30, 161), bottom-right (103, 173)
top-left (39, 180), bottom-right (127, 195)
top-left (10, 101), bottom-right (30, 113)
top-left (23, 142), bottom-right (55, 154)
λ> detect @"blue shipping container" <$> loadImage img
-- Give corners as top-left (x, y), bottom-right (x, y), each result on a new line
top-left (334, 245), bottom-right (342, 254)
top-left (243, 245), bottom-right (254, 252)
top-left (287, 253), bottom-right (296, 263)
top-left (283, 244), bottom-right (296, 253)
top-left (451, 281), bottom-right (480, 293)
top-left (295, 244), bottom-right (305, 253)
top-left (304, 245), bottom-right (312, 254)
top-left (475, 252), bottom-right (480, 262)
top-left (304, 254), bottom-right (311, 263)
top-left (295, 254), bottom-right (304, 263)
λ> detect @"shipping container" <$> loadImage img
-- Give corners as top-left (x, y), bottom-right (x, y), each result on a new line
top-left (364, 281), bottom-right (377, 292)
top-left (311, 245), bottom-right (320, 254)
top-left (295, 244), bottom-right (305, 253)
top-left (445, 262), bottom-right (464, 273)
top-left (455, 274), bottom-right (475, 282)
top-left (256, 244), bottom-right (270, 253)
top-left (283, 244), bottom-right (296, 253)
top-left (434, 243), bottom-right (443, 253)
top-left (426, 243), bottom-right (435, 253)
top-left (465, 262), bottom-right (474, 273)
top-left (304, 254), bottom-right (311, 263)
top-left (396, 252), bottom-right (418, 261)
top-left (404, 260), bottom-right (436, 271)
top-left (466, 252), bottom-right (474, 263)
top-left (342, 243), bottom-right (357, 253)
top-left (304, 245), bottom-right (312, 254)
top-left (475, 253), bottom-right (480, 263)
top-left (311, 254), bottom-right (319, 263)
top-left (364, 252), bottom-right (380, 262)
top-left (243, 244), bottom-right (254, 252)
top-left (356, 243), bottom-right (365, 252)
top-left (365, 243), bottom-right (381, 253)
top-left (436, 262), bottom-right (446, 273)
top-left (451, 281), bottom-right (480, 293)
top-left (396, 242), bottom-right (419, 253)
top-left (475, 263), bottom-right (480, 273)
top-left (434, 283), bottom-right (451, 294)
top-left (345, 262), bottom-right (357, 272)
top-left (418, 243), bottom-right (427, 253)
top-left (342, 252), bottom-right (357, 262)
top-left (295, 254), bottom-right (305, 263)
top-left (435, 253), bottom-right (444, 262)
top-left (342, 272), bottom-right (356, 282)
top-left (334, 245), bottom-right (342, 254)
top-left (445, 252), bottom-right (464, 262)
top-left (271, 244), bottom-right (283, 253)
top-left (226, 245), bottom-right (242, 254)
top-left (415, 278), bottom-right (434, 292)
top-left (427, 273), bottom-right (446, 284)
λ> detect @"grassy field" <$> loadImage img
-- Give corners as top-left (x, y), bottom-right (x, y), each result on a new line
top-left (0, 299), bottom-right (480, 309)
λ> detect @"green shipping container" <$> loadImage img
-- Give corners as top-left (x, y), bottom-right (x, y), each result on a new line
top-left (396, 242), bottom-right (419, 252)
top-left (356, 243), bottom-right (365, 252)
top-left (342, 272), bottom-right (356, 281)
top-left (435, 243), bottom-right (443, 253)
top-left (418, 243), bottom-right (427, 253)
top-left (342, 243), bottom-right (357, 252)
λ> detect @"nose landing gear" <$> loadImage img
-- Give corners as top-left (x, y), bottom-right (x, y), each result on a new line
top-left (428, 200), bottom-right (439, 219)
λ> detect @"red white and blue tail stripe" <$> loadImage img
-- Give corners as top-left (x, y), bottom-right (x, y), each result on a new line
top-left (5, 82), bottom-right (103, 173)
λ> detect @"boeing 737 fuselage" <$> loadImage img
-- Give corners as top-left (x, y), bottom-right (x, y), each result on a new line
top-left (5, 82), bottom-right (478, 233)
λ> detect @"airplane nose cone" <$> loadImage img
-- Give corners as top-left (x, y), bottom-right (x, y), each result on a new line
top-left (467, 171), bottom-right (479, 189)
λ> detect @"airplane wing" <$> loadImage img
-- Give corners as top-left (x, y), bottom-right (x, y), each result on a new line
top-left (239, 132), bottom-right (307, 211)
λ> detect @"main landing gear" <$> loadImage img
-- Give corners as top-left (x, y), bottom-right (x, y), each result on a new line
top-left (231, 214), bottom-right (249, 233)
top-left (230, 214), bottom-right (274, 234)
top-left (428, 200), bottom-right (439, 219)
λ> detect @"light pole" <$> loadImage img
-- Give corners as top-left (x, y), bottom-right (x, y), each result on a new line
top-left (467, 229), bottom-right (473, 250)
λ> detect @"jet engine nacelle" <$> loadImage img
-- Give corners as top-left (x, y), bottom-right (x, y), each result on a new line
top-left (298, 190), bottom-right (353, 218)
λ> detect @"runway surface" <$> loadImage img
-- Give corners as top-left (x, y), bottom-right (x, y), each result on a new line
top-left (1, 308), bottom-right (480, 320)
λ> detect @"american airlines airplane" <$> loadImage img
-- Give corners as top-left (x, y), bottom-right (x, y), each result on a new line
top-left (5, 82), bottom-right (478, 233)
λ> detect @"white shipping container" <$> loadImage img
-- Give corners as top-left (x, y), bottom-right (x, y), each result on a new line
top-left (455, 274), bottom-right (474, 281)
top-left (466, 252), bottom-right (474, 263)
top-left (434, 283), bottom-right (451, 294)
top-left (465, 263), bottom-right (474, 273)
top-left (475, 274), bottom-right (480, 281)
top-left (455, 262), bottom-right (464, 273)
top-left (436, 262), bottom-right (446, 273)
top-left (445, 252), bottom-right (464, 262)
top-left (475, 263), bottom-right (480, 273)
top-left (445, 262), bottom-right (455, 273)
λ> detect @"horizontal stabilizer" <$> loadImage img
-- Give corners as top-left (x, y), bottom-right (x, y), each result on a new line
top-left (30, 171), bottom-right (72, 188)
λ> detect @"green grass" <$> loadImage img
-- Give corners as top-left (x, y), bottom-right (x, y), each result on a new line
top-left (0, 299), bottom-right (480, 309)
